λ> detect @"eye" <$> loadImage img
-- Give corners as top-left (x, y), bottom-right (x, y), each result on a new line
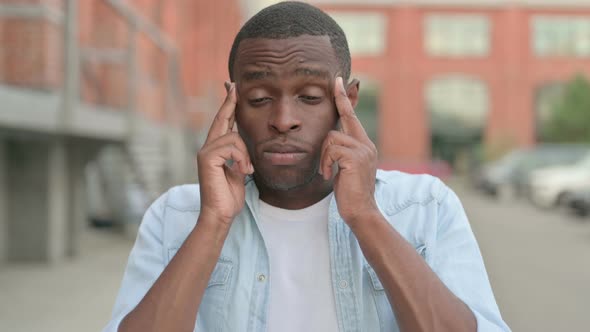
top-left (299, 95), bottom-right (322, 104)
top-left (248, 97), bottom-right (272, 106)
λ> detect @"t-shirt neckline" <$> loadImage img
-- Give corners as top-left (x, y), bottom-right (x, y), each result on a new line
top-left (258, 193), bottom-right (333, 221)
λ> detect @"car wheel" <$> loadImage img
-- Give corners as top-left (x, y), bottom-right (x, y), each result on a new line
top-left (556, 192), bottom-right (571, 207)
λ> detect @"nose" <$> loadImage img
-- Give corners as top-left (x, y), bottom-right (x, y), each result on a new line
top-left (268, 98), bottom-right (302, 134)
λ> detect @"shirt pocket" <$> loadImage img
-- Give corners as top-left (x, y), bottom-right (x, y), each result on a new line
top-left (365, 244), bottom-right (427, 332)
top-left (168, 248), bottom-right (233, 332)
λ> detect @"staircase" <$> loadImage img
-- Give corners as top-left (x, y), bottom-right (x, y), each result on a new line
top-left (126, 116), bottom-right (171, 200)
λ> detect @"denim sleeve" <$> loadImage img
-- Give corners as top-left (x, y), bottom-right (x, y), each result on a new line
top-left (432, 185), bottom-right (511, 332)
top-left (102, 191), bottom-right (168, 332)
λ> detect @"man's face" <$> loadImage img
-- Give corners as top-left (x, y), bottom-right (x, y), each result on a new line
top-left (233, 35), bottom-right (344, 191)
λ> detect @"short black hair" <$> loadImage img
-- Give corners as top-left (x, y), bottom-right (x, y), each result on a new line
top-left (228, 1), bottom-right (351, 81)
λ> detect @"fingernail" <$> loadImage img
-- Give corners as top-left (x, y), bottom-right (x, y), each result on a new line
top-left (229, 82), bottom-right (235, 92)
top-left (249, 164), bottom-right (254, 174)
top-left (224, 81), bottom-right (230, 92)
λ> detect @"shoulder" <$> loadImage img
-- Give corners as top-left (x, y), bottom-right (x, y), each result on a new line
top-left (148, 184), bottom-right (202, 219)
top-left (143, 184), bottom-right (202, 246)
top-left (375, 169), bottom-right (451, 215)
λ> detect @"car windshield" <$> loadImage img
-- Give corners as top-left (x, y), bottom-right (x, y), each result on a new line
top-left (516, 147), bottom-right (588, 174)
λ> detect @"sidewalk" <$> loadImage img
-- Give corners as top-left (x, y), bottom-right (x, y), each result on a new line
top-left (0, 227), bottom-right (134, 332)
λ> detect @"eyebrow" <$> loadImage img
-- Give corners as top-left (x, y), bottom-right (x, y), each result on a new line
top-left (241, 70), bottom-right (276, 81)
top-left (294, 67), bottom-right (330, 80)
top-left (240, 67), bottom-right (330, 82)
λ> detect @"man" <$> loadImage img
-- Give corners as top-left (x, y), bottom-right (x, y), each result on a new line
top-left (104, 2), bottom-right (510, 332)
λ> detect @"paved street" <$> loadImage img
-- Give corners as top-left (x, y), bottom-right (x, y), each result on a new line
top-left (0, 228), bottom-right (134, 332)
top-left (0, 179), bottom-right (589, 332)
top-left (451, 179), bottom-right (590, 332)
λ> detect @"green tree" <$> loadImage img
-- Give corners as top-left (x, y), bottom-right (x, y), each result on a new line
top-left (545, 74), bottom-right (590, 143)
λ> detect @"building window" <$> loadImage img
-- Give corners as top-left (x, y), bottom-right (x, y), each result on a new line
top-left (426, 76), bottom-right (489, 164)
top-left (532, 16), bottom-right (590, 57)
top-left (425, 14), bottom-right (491, 57)
top-left (426, 76), bottom-right (489, 134)
top-left (328, 12), bottom-right (386, 56)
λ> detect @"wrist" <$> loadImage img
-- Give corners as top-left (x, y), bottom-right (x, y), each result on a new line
top-left (197, 208), bottom-right (233, 233)
top-left (345, 206), bottom-right (383, 231)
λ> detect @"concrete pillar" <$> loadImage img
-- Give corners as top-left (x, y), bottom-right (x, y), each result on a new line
top-left (62, 0), bottom-right (79, 130)
top-left (0, 140), bottom-right (6, 264)
top-left (5, 138), bottom-right (75, 263)
top-left (66, 143), bottom-right (88, 257)
top-left (6, 139), bottom-right (51, 261)
top-left (47, 139), bottom-right (69, 262)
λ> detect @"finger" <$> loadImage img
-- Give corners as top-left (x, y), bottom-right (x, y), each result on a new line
top-left (320, 130), bottom-right (361, 156)
top-left (320, 144), bottom-right (352, 181)
top-left (206, 82), bottom-right (237, 143)
top-left (334, 77), bottom-right (372, 145)
top-left (209, 133), bottom-right (250, 161)
top-left (228, 111), bottom-right (236, 132)
top-left (227, 160), bottom-right (247, 183)
top-left (205, 143), bottom-right (253, 175)
top-left (224, 82), bottom-right (238, 131)
top-left (201, 132), bottom-right (253, 174)
top-left (319, 130), bottom-right (361, 176)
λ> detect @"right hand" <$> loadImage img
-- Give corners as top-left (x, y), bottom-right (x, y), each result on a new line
top-left (197, 82), bottom-right (254, 226)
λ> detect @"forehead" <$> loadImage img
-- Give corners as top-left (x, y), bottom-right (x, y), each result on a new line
top-left (234, 35), bottom-right (339, 77)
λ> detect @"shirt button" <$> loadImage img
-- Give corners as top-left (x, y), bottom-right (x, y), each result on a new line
top-left (339, 280), bottom-right (348, 289)
top-left (257, 274), bottom-right (266, 282)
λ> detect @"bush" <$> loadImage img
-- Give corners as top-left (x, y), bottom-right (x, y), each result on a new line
top-left (545, 74), bottom-right (590, 143)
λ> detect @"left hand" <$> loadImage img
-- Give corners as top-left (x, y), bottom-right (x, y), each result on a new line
top-left (320, 76), bottom-right (379, 227)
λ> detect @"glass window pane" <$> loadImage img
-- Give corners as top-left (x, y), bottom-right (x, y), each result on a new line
top-left (424, 14), bottom-right (490, 57)
top-left (328, 12), bottom-right (387, 56)
top-left (533, 15), bottom-right (590, 57)
top-left (426, 76), bottom-right (488, 129)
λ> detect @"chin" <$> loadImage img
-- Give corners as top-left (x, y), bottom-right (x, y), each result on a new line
top-left (255, 165), bottom-right (319, 191)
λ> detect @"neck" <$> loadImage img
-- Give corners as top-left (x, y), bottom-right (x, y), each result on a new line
top-left (256, 173), bottom-right (333, 210)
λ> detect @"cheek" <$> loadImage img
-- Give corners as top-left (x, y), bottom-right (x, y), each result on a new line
top-left (307, 108), bottom-right (338, 147)
top-left (236, 113), bottom-right (263, 154)
top-left (315, 104), bottom-right (339, 131)
top-left (236, 127), bottom-right (257, 161)
top-left (235, 103), bottom-right (258, 130)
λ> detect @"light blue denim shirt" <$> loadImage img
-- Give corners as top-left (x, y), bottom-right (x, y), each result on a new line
top-left (104, 170), bottom-right (510, 332)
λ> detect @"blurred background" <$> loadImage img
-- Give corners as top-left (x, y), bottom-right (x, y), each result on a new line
top-left (0, 0), bottom-right (589, 331)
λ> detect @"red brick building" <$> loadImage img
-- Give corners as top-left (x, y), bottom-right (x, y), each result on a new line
top-left (0, 0), bottom-right (242, 125)
top-left (312, 0), bottom-right (590, 164)
top-left (0, 0), bottom-right (243, 262)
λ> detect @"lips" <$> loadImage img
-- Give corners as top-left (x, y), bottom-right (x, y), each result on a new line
top-left (262, 143), bottom-right (308, 166)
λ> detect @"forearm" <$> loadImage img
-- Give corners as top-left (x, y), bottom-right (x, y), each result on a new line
top-left (350, 212), bottom-right (476, 332)
top-left (119, 213), bottom-right (230, 332)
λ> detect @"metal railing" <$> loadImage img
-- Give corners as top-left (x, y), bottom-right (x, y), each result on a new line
top-left (0, 0), bottom-right (186, 137)
top-left (77, 0), bottom-right (185, 134)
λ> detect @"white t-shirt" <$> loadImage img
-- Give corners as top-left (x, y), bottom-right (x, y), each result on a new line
top-left (257, 194), bottom-right (339, 332)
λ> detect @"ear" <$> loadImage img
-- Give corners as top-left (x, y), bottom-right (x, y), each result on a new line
top-left (346, 78), bottom-right (360, 108)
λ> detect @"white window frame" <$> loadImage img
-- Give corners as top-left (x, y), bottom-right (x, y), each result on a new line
top-left (328, 11), bottom-right (387, 56)
top-left (424, 14), bottom-right (491, 57)
top-left (532, 15), bottom-right (590, 57)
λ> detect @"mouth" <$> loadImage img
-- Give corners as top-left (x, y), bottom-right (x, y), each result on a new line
top-left (262, 143), bottom-right (308, 166)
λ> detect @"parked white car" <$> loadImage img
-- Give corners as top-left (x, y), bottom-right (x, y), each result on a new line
top-left (528, 154), bottom-right (590, 208)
